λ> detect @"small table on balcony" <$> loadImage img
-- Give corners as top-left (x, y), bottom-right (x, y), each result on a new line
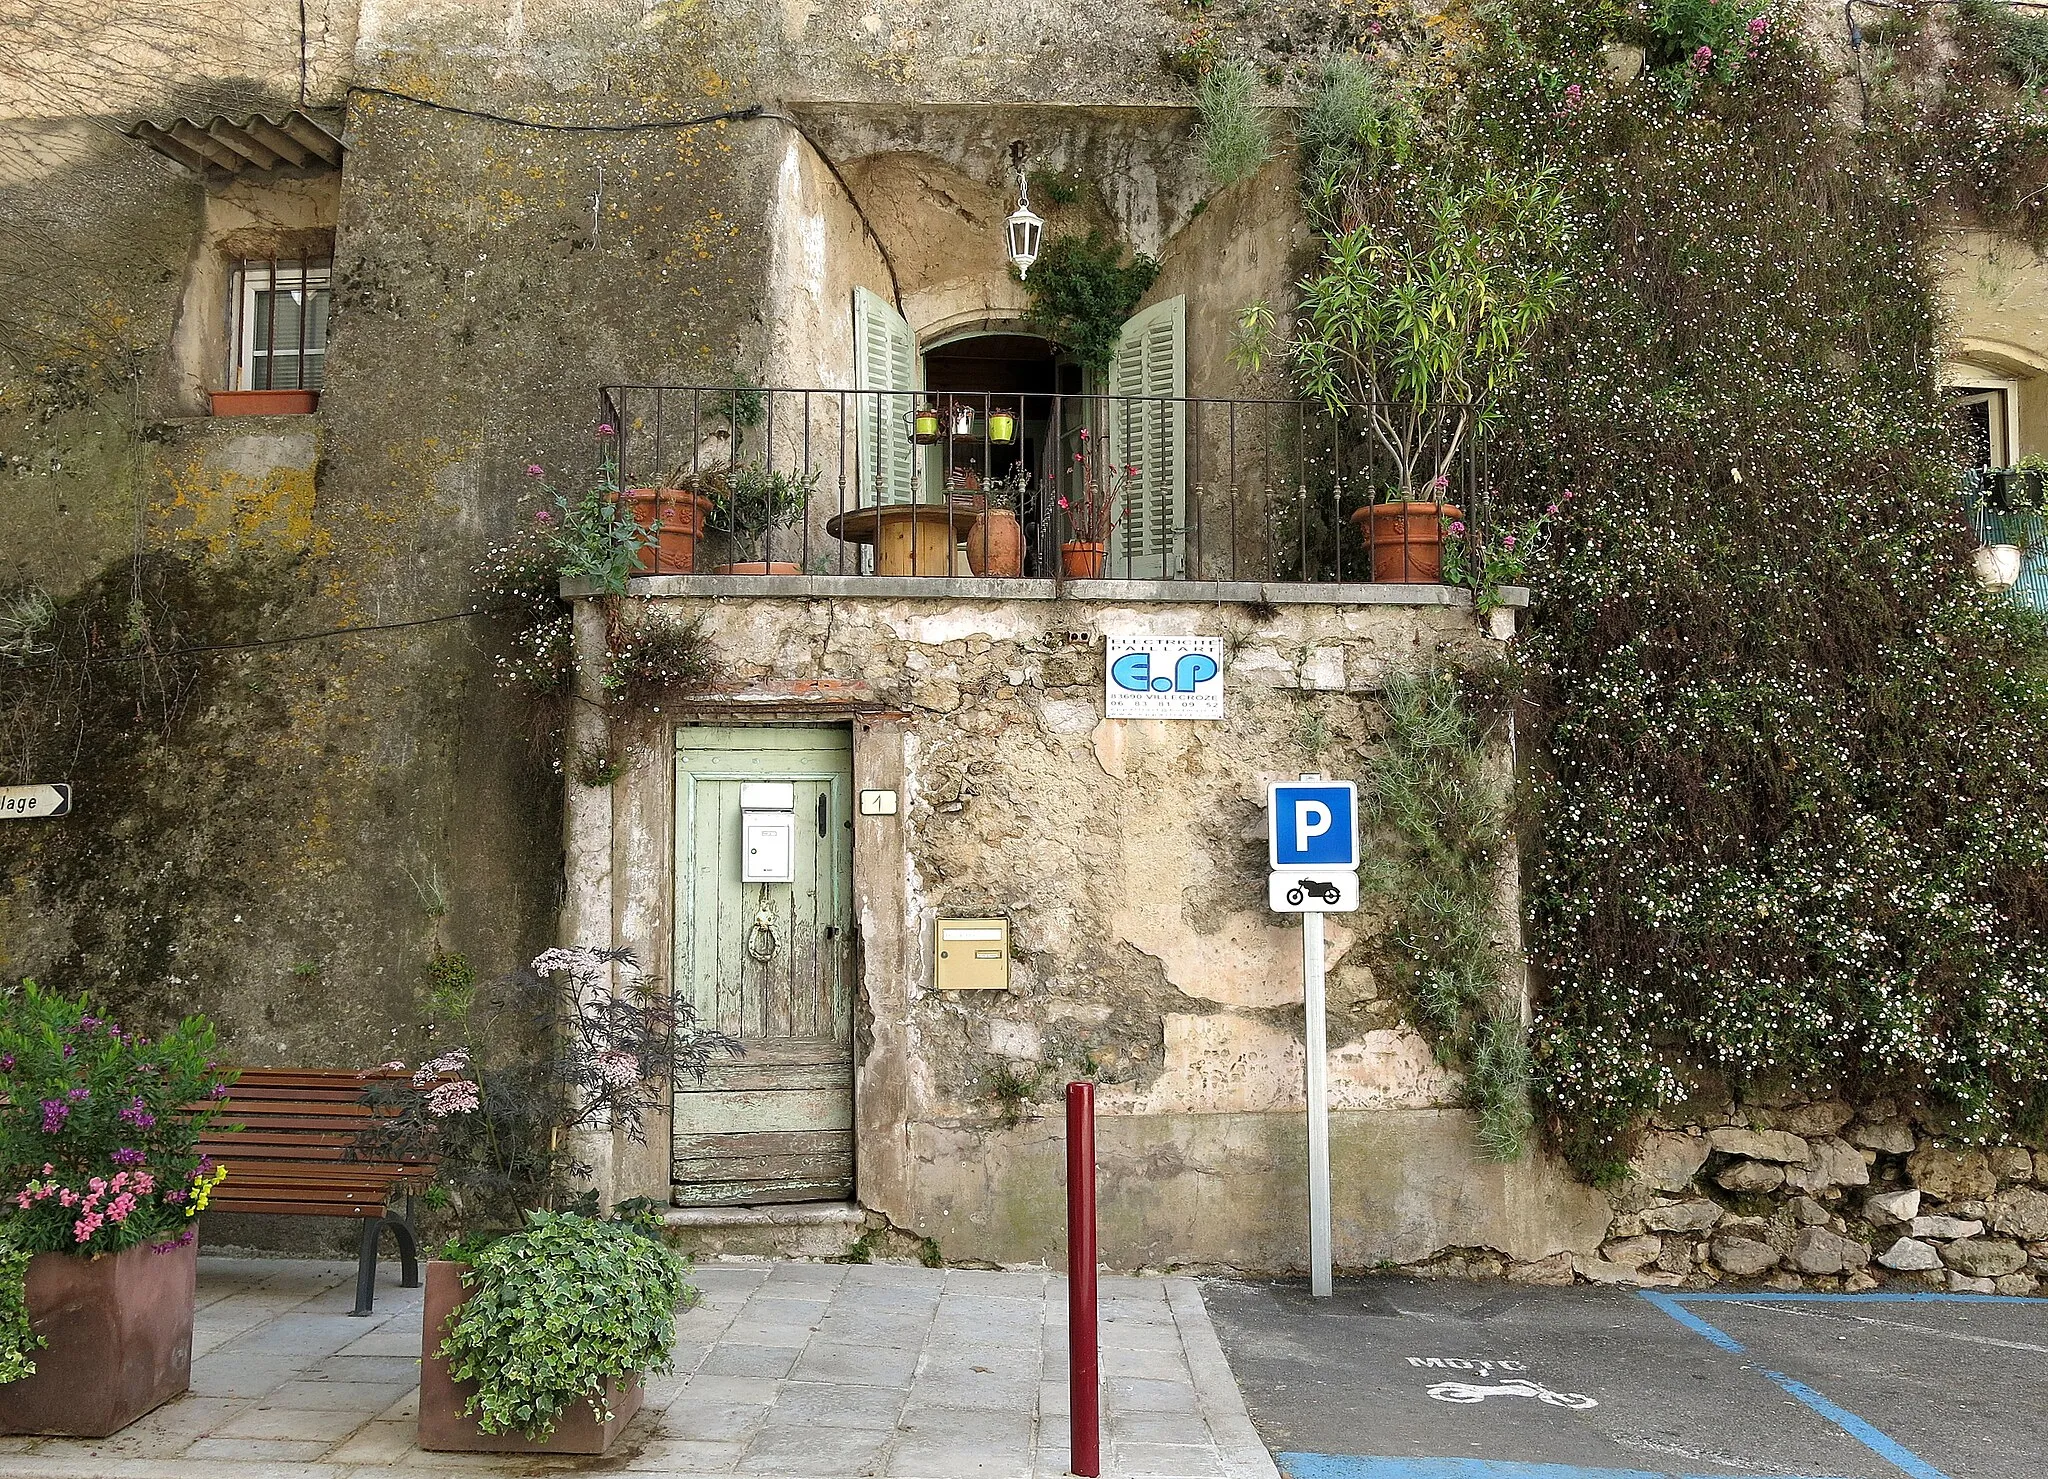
top-left (825, 504), bottom-right (976, 577)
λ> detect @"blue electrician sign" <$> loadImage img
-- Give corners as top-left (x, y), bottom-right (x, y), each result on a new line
top-left (1267, 780), bottom-right (1358, 871)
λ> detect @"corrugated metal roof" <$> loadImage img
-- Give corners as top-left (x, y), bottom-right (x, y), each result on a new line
top-left (123, 110), bottom-right (344, 179)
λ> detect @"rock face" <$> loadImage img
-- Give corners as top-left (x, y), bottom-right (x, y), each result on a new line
top-left (1642, 1199), bottom-right (1724, 1234)
top-left (1862, 1188), bottom-right (1921, 1228)
top-left (1783, 1136), bottom-right (1869, 1193)
top-left (1790, 1227), bottom-right (1870, 1275)
top-left (1910, 1215), bottom-right (1984, 1241)
top-left (1712, 1227), bottom-right (1782, 1276)
top-left (1989, 1187), bottom-right (2048, 1241)
top-left (1848, 1120), bottom-right (1916, 1154)
top-left (1631, 1133), bottom-right (1711, 1193)
top-left (1600, 1234), bottom-right (1663, 1270)
top-left (1709, 1128), bottom-right (1811, 1164)
top-left (1716, 1160), bottom-right (1786, 1193)
top-left (1907, 1147), bottom-right (1996, 1201)
top-left (1987, 1146), bottom-right (2035, 1185)
top-left (1939, 1238), bottom-right (2028, 1279)
top-left (1877, 1237), bottom-right (1943, 1272)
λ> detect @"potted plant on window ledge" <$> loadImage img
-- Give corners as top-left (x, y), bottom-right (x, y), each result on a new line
top-left (0, 983), bottom-right (232, 1437)
top-left (357, 947), bottom-right (737, 1457)
top-left (707, 462), bottom-right (817, 575)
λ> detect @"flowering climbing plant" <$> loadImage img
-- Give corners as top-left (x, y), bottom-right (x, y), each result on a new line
top-left (1438, 492), bottom-right (1573, 612)
top-left (357, 948), bottom-right (737, 1234)
top-left (0, 981), bottom-right (233, 1258)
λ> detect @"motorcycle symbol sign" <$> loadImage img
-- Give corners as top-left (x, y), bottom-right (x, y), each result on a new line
top-left (1426, 1377), bottom-right (1598, 1410)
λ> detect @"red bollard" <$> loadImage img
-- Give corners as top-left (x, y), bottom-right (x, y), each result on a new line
top-left (1066, 1081), bottom-right (1100, 1478)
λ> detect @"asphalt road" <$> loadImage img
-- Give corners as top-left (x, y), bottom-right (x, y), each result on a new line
top-left (1200, 1276), bottom-right (2048, 1479)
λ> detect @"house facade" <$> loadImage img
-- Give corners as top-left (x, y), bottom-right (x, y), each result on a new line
top-left (0, 0), bottom-right (2039, 1271)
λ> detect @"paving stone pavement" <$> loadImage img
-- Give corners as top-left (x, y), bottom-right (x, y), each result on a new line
top-left (0, 1255), bottom-right (1276, 1479)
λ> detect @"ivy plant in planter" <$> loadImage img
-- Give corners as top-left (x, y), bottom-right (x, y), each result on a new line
top-left (424, 1210), bottom-right (694, 1452)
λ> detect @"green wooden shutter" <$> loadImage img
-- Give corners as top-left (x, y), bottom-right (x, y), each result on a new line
top-left (1104, 295), bottom-right (1186, 578)
top-left (853, 286), bottom-right (918, 506)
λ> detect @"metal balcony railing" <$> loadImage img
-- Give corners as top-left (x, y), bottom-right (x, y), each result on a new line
top-left (1962, 467), bottom-right (2048, 611)
top-left (598, 386), bottom-right (1493, 587)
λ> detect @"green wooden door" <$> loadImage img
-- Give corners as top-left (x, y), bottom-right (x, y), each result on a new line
top-left (674, 726), bottom-right (855, 1205)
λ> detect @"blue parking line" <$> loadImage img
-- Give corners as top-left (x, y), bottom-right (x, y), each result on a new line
top-left (1276, 1457), bottom-right (1859, 1479)
top-left (1639, 1291), bottom-right (1986, 1479)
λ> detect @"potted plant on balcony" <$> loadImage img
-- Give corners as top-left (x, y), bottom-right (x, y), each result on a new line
top-left (967, 466), bottom-right (1029, 578)
top-left (707, 462), bottom-right (817, 575)
top-left (359, 946), bottom-right (736, 1456)
top-left (1059, 432), bottom-right (1131, 579)
top-left (526, 433), bottom-right (661, 592)
top-left (0, 982), bottom-right (233, 1437)
top-left (1237, 160), bottom-right (1570, 583)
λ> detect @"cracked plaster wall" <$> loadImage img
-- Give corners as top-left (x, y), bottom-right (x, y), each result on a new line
top-left (586, 589), bottom-right (1610, 1270)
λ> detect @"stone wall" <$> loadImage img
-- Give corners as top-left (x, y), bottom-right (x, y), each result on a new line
top-left (567, 578), bottom-right (1612, 1273)
top-left (1468, 1095), bottom-right (2048, 1294)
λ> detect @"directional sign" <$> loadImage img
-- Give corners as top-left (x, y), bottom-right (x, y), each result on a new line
top-left (1268, 780), bottom-right (1358, 871)
top-left (1268, 870), bottom-right (1359, 913)
top-left (0, 784), bottom-right (70, 819)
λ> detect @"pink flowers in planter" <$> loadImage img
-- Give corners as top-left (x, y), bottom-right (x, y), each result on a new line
top-left (15, 1168), bottom-right (157, 1244)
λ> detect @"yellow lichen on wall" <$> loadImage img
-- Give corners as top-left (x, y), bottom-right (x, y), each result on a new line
top-left (150, 437), bottom-right (325, 560)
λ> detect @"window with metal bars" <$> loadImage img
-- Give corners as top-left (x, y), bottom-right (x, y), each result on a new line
top-left (231, 259), bottom-right (332, 391)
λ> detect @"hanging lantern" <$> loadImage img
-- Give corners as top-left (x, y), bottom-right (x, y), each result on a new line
top-left (988, 407), bottom-right (1017, 445)
top-left (1005, 141), bottom-right (1043, 280)
top-left (951, 402), bottom-right (978, 438)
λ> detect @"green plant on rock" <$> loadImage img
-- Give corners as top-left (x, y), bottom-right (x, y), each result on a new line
top-left (423, 948), bottom-right (478, 1020)
top-left (437, 1210), bottom-right (693, 1441)
top-left (1196, 60), bottom-right (1273, 188)
top-left (985, 1062), bottom-right (1042, 1128)
top-left (1360, 670), bottom-right (1530, 1161)
top-left (602, 614), bottom-right (718, 709)
top-left (1020, 232), bottom-right (1161, 376)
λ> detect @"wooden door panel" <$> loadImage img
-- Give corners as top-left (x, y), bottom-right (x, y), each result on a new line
top-left (674, 726), bottom-right (855, 1207)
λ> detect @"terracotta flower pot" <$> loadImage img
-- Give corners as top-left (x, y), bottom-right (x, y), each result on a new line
top-left (967, 509), bottom-right (1025, 577)
top-left (0, 1239), bottom-right (196, 1437)
top-left (1350, 502), bottom-right (1462, 584)
top-left (622, 489), bottom-right (714, 575)
top-left (208, 389), bottom-right (318, 416)
top-left (1060, 540), bottom-right (1106, 579)
top-left (712, 561), bottom-right (801, 575)
top-left (417, 1260), bottom-right (644, 1454)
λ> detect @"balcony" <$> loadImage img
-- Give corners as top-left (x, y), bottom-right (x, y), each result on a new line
top-left (1963, 468), bottom-right (2048, 611)
top-left (597, 385), bottom-right (1498, 604)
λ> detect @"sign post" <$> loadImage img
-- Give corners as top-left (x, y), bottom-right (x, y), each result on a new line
top-left (1268, 774), bottom-right (1358, 1300)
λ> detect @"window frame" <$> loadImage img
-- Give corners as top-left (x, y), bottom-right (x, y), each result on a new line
top-left (232, 260), bottom-right (333, 392)
top-left (1942, 364), bottom-right (2021, 468)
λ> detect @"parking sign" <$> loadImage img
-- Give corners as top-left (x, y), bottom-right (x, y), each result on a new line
top-left (1268, 781), bottom-right (1359, 871)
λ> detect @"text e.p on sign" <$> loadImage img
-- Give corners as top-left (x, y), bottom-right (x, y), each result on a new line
top-left (0, 784), bottom-right (71, 819)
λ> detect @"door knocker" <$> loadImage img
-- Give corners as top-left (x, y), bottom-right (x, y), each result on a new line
top-left (745, 898), bottom-right (779, 962)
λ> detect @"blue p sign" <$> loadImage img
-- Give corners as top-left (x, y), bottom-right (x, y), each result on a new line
top-left (1110, 650), bottom-right (1220, 694)
top-left (1269, 781), bottom-right (1358, 869)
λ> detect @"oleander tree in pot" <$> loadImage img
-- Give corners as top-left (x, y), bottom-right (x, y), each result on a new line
top-left (360, 946), bottom-right (736, 1454)
top-left (1235, 63), bottom-right (1573, 584)
top-left (0, 982), bottom-right (233, 1437)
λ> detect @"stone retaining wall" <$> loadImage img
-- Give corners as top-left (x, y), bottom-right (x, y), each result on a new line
top-left (1403, 1094), bottom-right (2048, 1292)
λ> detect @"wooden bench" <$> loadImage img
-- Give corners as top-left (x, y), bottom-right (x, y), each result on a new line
top-left (199, 1068), bottom-right (437, 1316)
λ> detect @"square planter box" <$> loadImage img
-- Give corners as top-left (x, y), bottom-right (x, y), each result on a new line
top-left (208, 389), bottom-right (319, 416)
top-left (0, 1238), bottom-right (196, 1437)
top-left (416, 1259), bottom-right (644, 1454)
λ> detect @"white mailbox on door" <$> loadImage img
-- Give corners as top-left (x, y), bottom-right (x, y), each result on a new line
top-left (743, 811), bottom-right (796, 883)
top-left (739, 781), bottom-right (798, 884)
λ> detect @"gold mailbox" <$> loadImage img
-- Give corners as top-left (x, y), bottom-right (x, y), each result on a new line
top-left (934, 917), bottom-right (1011, 991)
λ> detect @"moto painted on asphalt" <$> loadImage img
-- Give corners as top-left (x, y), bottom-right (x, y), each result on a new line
top-left (1201, 1275), bottom-right (2048, 1479)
